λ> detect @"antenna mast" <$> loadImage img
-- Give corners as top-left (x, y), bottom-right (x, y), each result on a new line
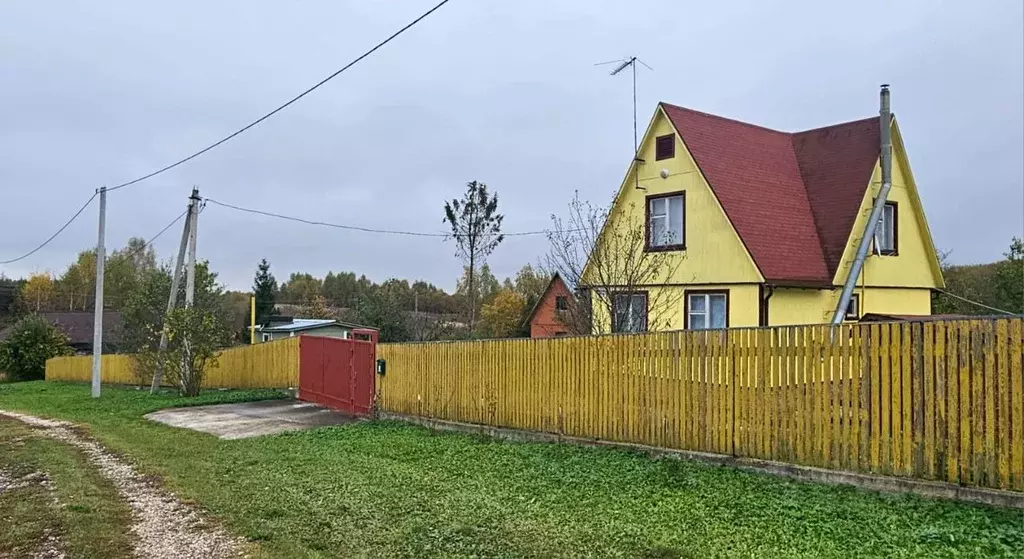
top-left (598, 56), bottom-right (653, 189)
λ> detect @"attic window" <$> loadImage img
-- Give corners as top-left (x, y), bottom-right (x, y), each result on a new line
top-left (655, 134), bottom-right (675, 160)
top-left (555, 295), bottom-right (569, 311)
top-left (876, 201), bottom-right (898, 255)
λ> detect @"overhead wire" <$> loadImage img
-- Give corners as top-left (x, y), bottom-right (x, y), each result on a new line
top-left (105, 0), bottom-right (453, 194)
top-left (0, 192), bottom-right (98, 265)
top-left (3, 1), bottom-right (454, 265)
top-left (934, 287), bottom-right (1019, 316)
top-left (204, 197), bottom-right (561, 237)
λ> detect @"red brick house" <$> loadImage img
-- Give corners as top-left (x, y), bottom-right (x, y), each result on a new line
top-left (525, 273), bottom-right (573, 338)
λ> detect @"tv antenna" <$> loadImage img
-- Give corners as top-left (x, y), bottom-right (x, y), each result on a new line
top-left (596, 56), bottom-right (653, 189)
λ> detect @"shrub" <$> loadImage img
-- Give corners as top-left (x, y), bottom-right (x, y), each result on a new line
top-left (136, 307), bottom-right (230, 396)
top-left (0, 315), bottom-right (73, 381)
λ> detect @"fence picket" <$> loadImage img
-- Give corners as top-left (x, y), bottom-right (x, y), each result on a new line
top-left (48, 318), bottom-right (1024, 493)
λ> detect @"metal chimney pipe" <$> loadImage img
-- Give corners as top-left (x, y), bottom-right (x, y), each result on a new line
top-left (831, 85), bottom-right (893, 325)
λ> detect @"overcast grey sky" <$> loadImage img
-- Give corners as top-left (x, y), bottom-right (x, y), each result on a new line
top-left (2, 0), bottom-right (1022, 292)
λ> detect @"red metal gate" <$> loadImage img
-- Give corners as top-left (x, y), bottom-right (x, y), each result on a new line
top-left (298, 334), bottom-right (376, 416)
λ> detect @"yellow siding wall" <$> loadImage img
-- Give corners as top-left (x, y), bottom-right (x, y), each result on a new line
top-left (769, 288), bottom-right (834, 326)
top-left (599, 108), bottom-right (763, 286)
top-left (769, 286), bottom-right (933, 326)
top-left (45, 337), bottom-right (300, 389)
top-left (832, 121), bottom-right (943, 290)
top-left (591, 284), bottom-right (761, 333)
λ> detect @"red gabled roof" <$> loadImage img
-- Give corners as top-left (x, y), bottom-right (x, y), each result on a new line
top-left (660, 103), bottom-right (881, 284)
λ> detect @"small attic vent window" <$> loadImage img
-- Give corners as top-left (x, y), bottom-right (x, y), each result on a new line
top-left (655, 134), bottom-right (675, 160)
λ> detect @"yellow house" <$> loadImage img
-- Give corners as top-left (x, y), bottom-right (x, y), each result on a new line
top-left (586, 94), bottom-right (944, 333)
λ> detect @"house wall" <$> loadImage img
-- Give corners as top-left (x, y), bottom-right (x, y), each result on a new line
top-left (832, 120), bottom-right (944, 291)
top-left (530, 280), bottom-right (573, 338)
top-left (768, 286), bottom-right (933, 326)
top-left (591, 284), bottom-right (761, 333)
top-left (586, 107), bottom-right (764, 333)
top-left (264, 325), bottom-right (351, 342)
top-left (592, 108), bottom-right (764, 287)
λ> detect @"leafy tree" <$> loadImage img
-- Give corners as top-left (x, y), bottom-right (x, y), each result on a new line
top-left (301, 294), bottom-right (335, 319)
top-left (137, 307), bottom-right (229, 396)
top-left (480, 289), bottom-right (526, 338)
top-left (355, 288), bottom-right (410, 343)
top-left (994, 237), bottom-right (1023, 314)
top-left (121, 261), bottom-right (227, 353)
top-left (456, 264), bottom-right (501, 310)
top-left (20, 272), bottom-right (55, 312)
top-left (55, 250), bottom-right (97, 311)
top-left (105, 237), bottom-right (157, 308)
top-left (0, 276), bottom-right (22, 326)
top-left (253, 259), bottom-right (278, 325)
top-left (443, 180), bottom-right (504, 330)
top-left (279, 272), bottom-right (323, 305)
top-left (0, 315), bottom-right (73, 381)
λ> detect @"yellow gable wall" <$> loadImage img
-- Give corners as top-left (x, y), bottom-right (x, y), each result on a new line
top-left (596, 107), bottom-right (763, 286)
top-left (832, 120), bottom-right (944, 290)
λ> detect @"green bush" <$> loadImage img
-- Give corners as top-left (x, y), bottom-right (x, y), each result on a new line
top-left (0, 315), bottom-right (73, 381)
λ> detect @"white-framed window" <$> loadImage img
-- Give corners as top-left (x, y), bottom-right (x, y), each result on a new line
top-left (261, 333), bottom-right (271, 342)
top-left (876, 201), bottom-right (897, 255)
top-left (647, 193), bottom-right (685, 250)
top-left (612, 292), bottom-right (647, 333)
top-left (686, 292), bottom-right (728, 330)
top-left (845, 294), bottom-right (860, 320)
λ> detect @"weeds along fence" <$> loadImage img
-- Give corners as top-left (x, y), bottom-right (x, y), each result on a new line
top-left (45, 337), bottom-right (300, 389)
top-left (378, 317), bottom-right (1024, 492)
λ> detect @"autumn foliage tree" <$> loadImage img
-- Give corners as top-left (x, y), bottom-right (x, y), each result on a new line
top-left (480, 289), bottom-right (526, 338)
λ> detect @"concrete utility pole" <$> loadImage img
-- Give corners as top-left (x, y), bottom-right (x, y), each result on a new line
top-left (91, 187), bottom-right (107, 398)
top-left (185, 187), bottom-right (200, 307)
top-left (150, 192), bottom-right (196, 393)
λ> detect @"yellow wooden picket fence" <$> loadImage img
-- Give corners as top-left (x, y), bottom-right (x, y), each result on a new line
top-left (45, 337), bottom-right (300, 389)
top-left (378, 317), bottom-right (1024, 492)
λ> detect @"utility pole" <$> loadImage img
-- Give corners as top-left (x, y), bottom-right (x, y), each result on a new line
top-left (90, 187), bottom-right (107, 398)
top-left (150, 192), bottom-right (195, 393)
top-left (185, 187), bottom-right (200, 307)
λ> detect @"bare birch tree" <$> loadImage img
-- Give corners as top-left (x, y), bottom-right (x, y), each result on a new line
top-left (546, 192), bottom-right (683, 334)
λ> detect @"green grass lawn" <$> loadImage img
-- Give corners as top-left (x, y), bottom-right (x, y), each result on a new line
top-left (1, 382), bottom-right (1022, 558)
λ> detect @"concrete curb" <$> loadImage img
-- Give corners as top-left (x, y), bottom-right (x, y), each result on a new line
top-left (379, 412), bottom-right (1024, 510)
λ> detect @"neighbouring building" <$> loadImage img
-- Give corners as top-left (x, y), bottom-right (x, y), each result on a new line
top-left (0, 311), bottom-right (124, 354)
top-left (525, 273), bottom-right (573, 338)
top-left (253, 317), bottom-right (376, 343)
top-left (585, 90), bottom-right (944, 333)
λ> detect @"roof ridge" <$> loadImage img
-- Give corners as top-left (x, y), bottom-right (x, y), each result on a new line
top-left (662, 101), bottom-right (880, 137)
top-left (659, 102), bottom-right (790, 136)
top-left (792, 114), bottom-right (879, 135)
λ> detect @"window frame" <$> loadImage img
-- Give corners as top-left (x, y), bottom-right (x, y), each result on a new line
top-left (644, 191), bottom-right (686, 252)
top-left (877, 200), bottom-right (899, 256)
top-left (610, 291), bottom-right (648, 334)
top-left (655, 134), bottom-right (675, 161)
top-left (261, 333), bottom-right (271, 342)
top-left (683, 289), bottom-right (730, 330)
top-left (845, 294), bottom-right (860, 320)
top-left (554, 295), bottom-right (569, 312)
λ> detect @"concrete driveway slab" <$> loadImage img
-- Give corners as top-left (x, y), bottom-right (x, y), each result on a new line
top-left (145, 399), bottom-right (359, 439)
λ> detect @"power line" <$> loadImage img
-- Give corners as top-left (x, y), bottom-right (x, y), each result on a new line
top-left (935, 288), bottom-right (1019, 316)
top-left (0, 192), bottom-right (98, 265)
top-left (205, 197), bottom-right (559, 237)
top-left (106, 0), bottom-right (453, 194)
